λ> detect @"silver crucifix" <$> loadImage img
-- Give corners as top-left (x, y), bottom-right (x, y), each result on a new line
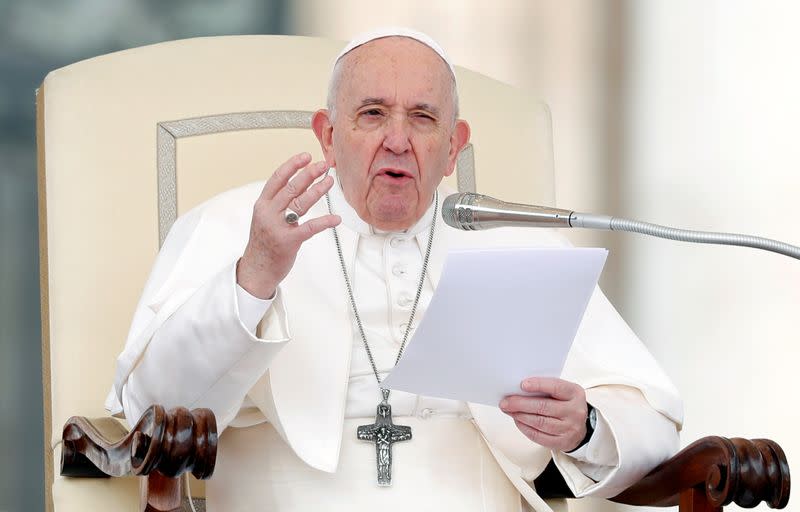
top-left (357, 389), bottom-right (412, 486)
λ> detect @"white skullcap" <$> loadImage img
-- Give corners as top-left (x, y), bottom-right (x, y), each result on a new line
top-left (334, 27), bottom-right (456, 78)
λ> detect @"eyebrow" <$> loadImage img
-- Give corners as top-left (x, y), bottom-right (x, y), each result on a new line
top-left (356, 98), bottom-right (442, 117)
top-left (413, 103), bottom-right (441, 117)
top-left (358, 97), bottom-right (388, 108)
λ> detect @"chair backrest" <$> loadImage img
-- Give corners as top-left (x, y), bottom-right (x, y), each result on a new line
top-left (38, 34), bottom-right (555, 511)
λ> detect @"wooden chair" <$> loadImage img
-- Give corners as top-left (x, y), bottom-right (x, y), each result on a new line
top-left (37, 35), bottom-right (790, 511)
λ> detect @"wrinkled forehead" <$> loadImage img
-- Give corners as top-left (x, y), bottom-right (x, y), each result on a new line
top-left (345, 36), bottom-right (451, 75)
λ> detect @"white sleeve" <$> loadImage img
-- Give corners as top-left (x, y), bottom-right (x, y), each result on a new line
top-left (106, 198), bottom-right (290, 433)
top-left (120, 262), bottom-right (290, 432)
top-left (551, 385), bottom-right (680, 498)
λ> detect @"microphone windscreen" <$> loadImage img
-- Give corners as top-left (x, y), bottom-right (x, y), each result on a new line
top-left (441, 193), bottom-right (463, 228)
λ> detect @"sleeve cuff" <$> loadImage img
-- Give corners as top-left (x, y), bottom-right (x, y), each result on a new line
top-left (556, 408), bottom-right (617, 482)
top-left (565, 408), bottom-right (618, 464)
top-left (235, 283), bottom-right (274, 334)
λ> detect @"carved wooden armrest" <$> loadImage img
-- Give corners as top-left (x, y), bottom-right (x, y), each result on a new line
top-left (61, 405), bottom-right (217, 512)
top-left (610, 436), bottom-right (790, 510)
top-left (534, 436), bottom-right (790, 510)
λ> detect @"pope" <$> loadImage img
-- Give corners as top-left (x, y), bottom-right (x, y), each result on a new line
top-left (108, 28), bottom-right (683, 511)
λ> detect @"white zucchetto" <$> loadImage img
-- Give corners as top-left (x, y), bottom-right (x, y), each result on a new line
top-left (334, 27), bottom-right (456, 79)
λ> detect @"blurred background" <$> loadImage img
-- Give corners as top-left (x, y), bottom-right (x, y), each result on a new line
top-left (2, 1), bottom-right (798, 510)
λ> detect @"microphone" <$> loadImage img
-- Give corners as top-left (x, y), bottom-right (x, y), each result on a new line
top-left (441, 192), bottom-right (576, 230)
top-left (441, 192), bottom-right (800, 260)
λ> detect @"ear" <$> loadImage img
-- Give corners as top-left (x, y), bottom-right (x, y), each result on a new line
top-left (312, 109), bottom-right (336, 167)
top-left (444, 119), bottom-right (471, 177)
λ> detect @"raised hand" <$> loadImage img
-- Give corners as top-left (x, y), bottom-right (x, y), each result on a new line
top-left (236, 152), bottom-right (341, 299)
top-left (499, 377), bottom-right (589, 452)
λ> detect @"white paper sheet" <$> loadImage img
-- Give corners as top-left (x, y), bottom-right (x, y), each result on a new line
top-left (382, 247), bottom-right (607, 407)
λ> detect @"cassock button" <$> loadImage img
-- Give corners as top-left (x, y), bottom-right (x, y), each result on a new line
top-left (420, 408), bottom-right (434, 419)
top-left (398, 322), bottom-right (416, 334)
top-left (392, 264), bottom-right (407, 277)
top-left (397, 294), bottom-right (413, 307)
top-left (390, 237), bottom-right (404, 248)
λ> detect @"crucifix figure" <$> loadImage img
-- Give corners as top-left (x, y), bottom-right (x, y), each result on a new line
top-left (357, 390), bottom-right (412, 486)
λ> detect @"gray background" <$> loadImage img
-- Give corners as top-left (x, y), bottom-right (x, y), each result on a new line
top-left (0, 2), bottom-right (289, 510)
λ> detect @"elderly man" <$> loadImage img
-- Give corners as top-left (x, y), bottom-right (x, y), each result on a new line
top-left (107, 28), bottom-right (682, 511)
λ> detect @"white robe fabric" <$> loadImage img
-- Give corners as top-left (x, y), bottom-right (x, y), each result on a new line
top-left (106, 178), bottom-right (683, 509)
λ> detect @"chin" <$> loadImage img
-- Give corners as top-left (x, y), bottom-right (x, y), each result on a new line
top-left (370, 198), bottom-right (416, 230)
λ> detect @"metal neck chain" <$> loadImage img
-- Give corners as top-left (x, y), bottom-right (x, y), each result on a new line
top-left (326, 191), bottom-right (438, 400)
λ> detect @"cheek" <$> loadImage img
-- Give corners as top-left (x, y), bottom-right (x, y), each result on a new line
top-left (336, 136), bottom-right (377, 197)
top-left (420, 139), bottom-right (450, 180)
top-left (340, 133), bottom-right (379, 166)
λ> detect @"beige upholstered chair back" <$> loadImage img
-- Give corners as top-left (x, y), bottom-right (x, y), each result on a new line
top-left (38, 35), bottom-right (555, 511)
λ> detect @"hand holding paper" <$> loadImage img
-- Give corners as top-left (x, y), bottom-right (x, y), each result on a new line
top-left (382, 247), bottom-right (607, 409)
top-left (500, 376), bottom-right (590, 452)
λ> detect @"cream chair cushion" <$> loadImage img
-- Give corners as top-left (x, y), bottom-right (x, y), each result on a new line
top-left (38, 34), bottom-right (555, 511)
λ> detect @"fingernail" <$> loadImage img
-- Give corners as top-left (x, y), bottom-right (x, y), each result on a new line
top-left (499, 399), bottom-right (508, 410)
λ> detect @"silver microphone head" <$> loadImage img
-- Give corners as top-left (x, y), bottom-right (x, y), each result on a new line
top-left (442, 192), bottom-right (574, 230)
top-left (442, 192), bottom-right (480, 230)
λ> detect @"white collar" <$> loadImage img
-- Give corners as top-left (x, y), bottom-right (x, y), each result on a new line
top-left (327, 169), bottom-right (437, 237)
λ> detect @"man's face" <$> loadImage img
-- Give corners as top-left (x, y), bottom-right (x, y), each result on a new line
top-left (313, 37), bottom-right (470, 231)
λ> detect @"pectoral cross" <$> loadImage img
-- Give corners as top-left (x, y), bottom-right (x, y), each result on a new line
top-left (357, 390), bottom-right (412, 486)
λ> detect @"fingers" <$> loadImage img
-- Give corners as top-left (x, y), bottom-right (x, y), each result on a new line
top-left (501, 379), bottom-right (589, 451)
top-left (513, 420), bottom-right (576, 452)
top-left (296, 214), bottom-right (342, 242)
top-left (285, 173), bottom-right (335, 219)
top-left (254, 155), bottom-right (334, 238)
top-left (520, 377), bottom-right (582, 401)
top-left (274, 160), bottom-right (330, 212)
top-left (261, 152), bottom-right (313, 201)
top-left (500, 395), bottom-right (571, 418)
top-left (511, 412), bottom-right (569, 436)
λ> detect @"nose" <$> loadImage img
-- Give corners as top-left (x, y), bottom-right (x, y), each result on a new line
top-left (382, 116), bottom-right (412, 154)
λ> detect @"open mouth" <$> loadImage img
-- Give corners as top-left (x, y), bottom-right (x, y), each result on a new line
top-left (379, 168), bottom-right (413, 181)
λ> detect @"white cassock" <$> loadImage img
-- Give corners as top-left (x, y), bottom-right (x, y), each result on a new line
top-left (106, 171), bottom-right (683, 511)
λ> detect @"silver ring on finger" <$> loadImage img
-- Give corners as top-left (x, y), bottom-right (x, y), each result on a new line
top-left (284, 208), bottom-right (300, 225)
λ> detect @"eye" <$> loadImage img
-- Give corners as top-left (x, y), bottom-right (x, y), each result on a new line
top-left (411, 111), bottom-right (436, 122)
top-left (361, 108), bottom-right (385, 117)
